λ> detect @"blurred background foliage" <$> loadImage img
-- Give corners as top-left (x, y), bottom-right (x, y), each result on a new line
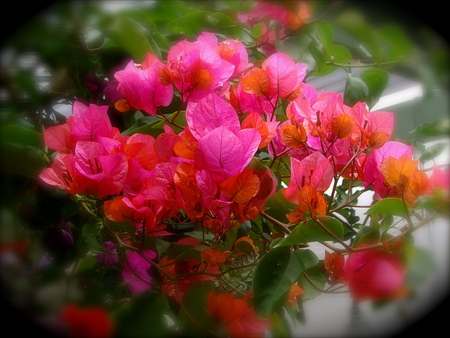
top-left (0, 0), bottom-right (448, 336)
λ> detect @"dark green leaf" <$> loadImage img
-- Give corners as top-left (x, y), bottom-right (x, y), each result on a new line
top-left (298, 265), bottom-right (327, 301)
top-left (82, 217), bottom-right (104, 254)
top-left (253, 247), bottom-right (318, 316)
top-left (0, 143), bottom-right (45, 177)
top-left (180, 280), bottom-right (216, 331)
top-left (378, 25), bottom-right (413, 62)
top-left (0, 124), bottom-right (43, 147)
top-left (344, 74), bottom-right (369, 106)
top-left (253, 246), bottom-right (292, 316)
top-left (360, 68), bottom-right (389, 109)
top-left (113, 292), bottom-right (170, 338)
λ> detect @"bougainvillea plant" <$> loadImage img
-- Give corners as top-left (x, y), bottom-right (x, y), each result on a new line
top-left (1, 1), bottom-right (448, 337)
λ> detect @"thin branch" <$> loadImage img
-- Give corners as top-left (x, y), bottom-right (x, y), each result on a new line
top-left (260, 211), bottom-right (292, 234)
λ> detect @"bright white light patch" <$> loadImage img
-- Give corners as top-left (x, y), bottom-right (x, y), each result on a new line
top-left (371, 84), bottom-right (423, 111)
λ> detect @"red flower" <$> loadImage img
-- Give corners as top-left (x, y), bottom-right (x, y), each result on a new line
top-left (61, 304), bottom-right (114, 338)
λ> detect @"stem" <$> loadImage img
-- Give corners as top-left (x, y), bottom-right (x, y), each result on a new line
top-left (260, 211), bottom-right (292, 234)
top-left (312, 217), bottom-right (353, 251)
top-left (304, 273), bottom-right (348, 294)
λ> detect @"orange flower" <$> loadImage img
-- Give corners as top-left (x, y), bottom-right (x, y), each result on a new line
top-left (324, 251), bottom-right (345, 284)
top-left (174, 127), bottom-right (198, 160)
top-left (280, 123), bottom-right (307, 149)
top-left (201, 248), bottom-right (231, 267)
top-left (241, 112), bottom-right (279, 149)
top-left (114, 98), bottom-right (131, 113)
top-left (297, 184), bottom-right (327, 218)
top-left (381, 155), bottom-right (429, 205)
top-left (190, 67), bottom-right (214, 91)
top-left (207, 291), bottom-right (270, 337)
top-left (240, 68), bottom-right (271, 97)
top-left (331, 113), bottom-right (356, 140)
top-left (287, 284), bottom-right (304, 306)
top-left (220, 168), bottom-right (260, 204)
top-left (234, 236), bottom-right (259, 255)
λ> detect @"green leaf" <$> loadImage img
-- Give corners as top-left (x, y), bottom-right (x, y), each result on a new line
top-left (360, 68), bottom-right (389, 109)
top-left (274, 216), bottom-right (344, 248)
top-left (123, 111), bottom-right (186, 137)
top-left (253, 247), bottom-right (318, 316)
top-left (252, 247), bottom-right (291, 316)
top-left (366, 197), bottom-right (410, 219)
top-left (409, 118), bottom-right (450, 138)
top-left (353, 225), bottom-right (380, 247)
top-left (304, 23), bottom-right (330, 72)
top-left (82, 217), bottom-right (104, 254)
top-left (0, 124), bottom-right (43, 147)
top-left (99, 15), bottom-right (155, 61)
top-left (328, 44), bottom-right (352, 64)
top-left (113, 292), bottom-right (170, 338)
top-left (0, 143), bottom-right (46, 177)
top-left (344, 74), bottom-right (369, 107)
top-left (264, 190), bottom-right (297, 225)
top-left (419, 142), bottom-right (447, 163)
top-left (167, 244), bottom-right (203, 262)
top-left (298, 265), bottom-right (327, 301)
top-left (377, 24), bottom-right (413, 62)
top-left (0, 124), bottom-right (46, 177)
top-left (405, 247), bottom-right (436, 288)
top-left (179, 280), bottom-right (216, 331)
top-left (269, 311), bottom-right (291, 338)
top-left (335, 9), bottom-right (382, 64)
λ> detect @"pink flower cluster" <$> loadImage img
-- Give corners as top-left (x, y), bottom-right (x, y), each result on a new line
top-left (39, 30), bottom-right (449, 302)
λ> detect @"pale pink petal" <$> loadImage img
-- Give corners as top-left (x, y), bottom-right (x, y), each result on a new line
top-left (195, 126), bottom-right (253, 181)
top-left (186, 92), bottom-right (240, 139)
top-left (43, 123), bottom-right (73, 153)
top-left (236, 128), bottom-right (261, 169)
top-left (71, 103), bottom-right (113, 142)
top-left (262, 52), bottom-right (302, 98)
top-left (368, 111), bottom-right (394, 136)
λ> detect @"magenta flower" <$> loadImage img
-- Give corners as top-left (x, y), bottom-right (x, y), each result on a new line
top-left (122, 249), bottom-right (156, 294)
top-left (73, 141), bottom-right (128, 198)
top-left (262, 52), bottom-right (307, 99)
top-left (185, 92), bottom-right (240, 140)
top-left (39, 153), bottom-right (88, 195)
top-left (195, 126), bottom-right (261, 182)
top-left (114, 53), bottom-right (173, 115)
top-left (43, 101), bottom-right (120, 154)
top-left (197, 32), bottom-right (249, 80)
top-left (344, 247), bottom-right (405, 301)
top-left (162, 34), bottom-right (235, 102)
